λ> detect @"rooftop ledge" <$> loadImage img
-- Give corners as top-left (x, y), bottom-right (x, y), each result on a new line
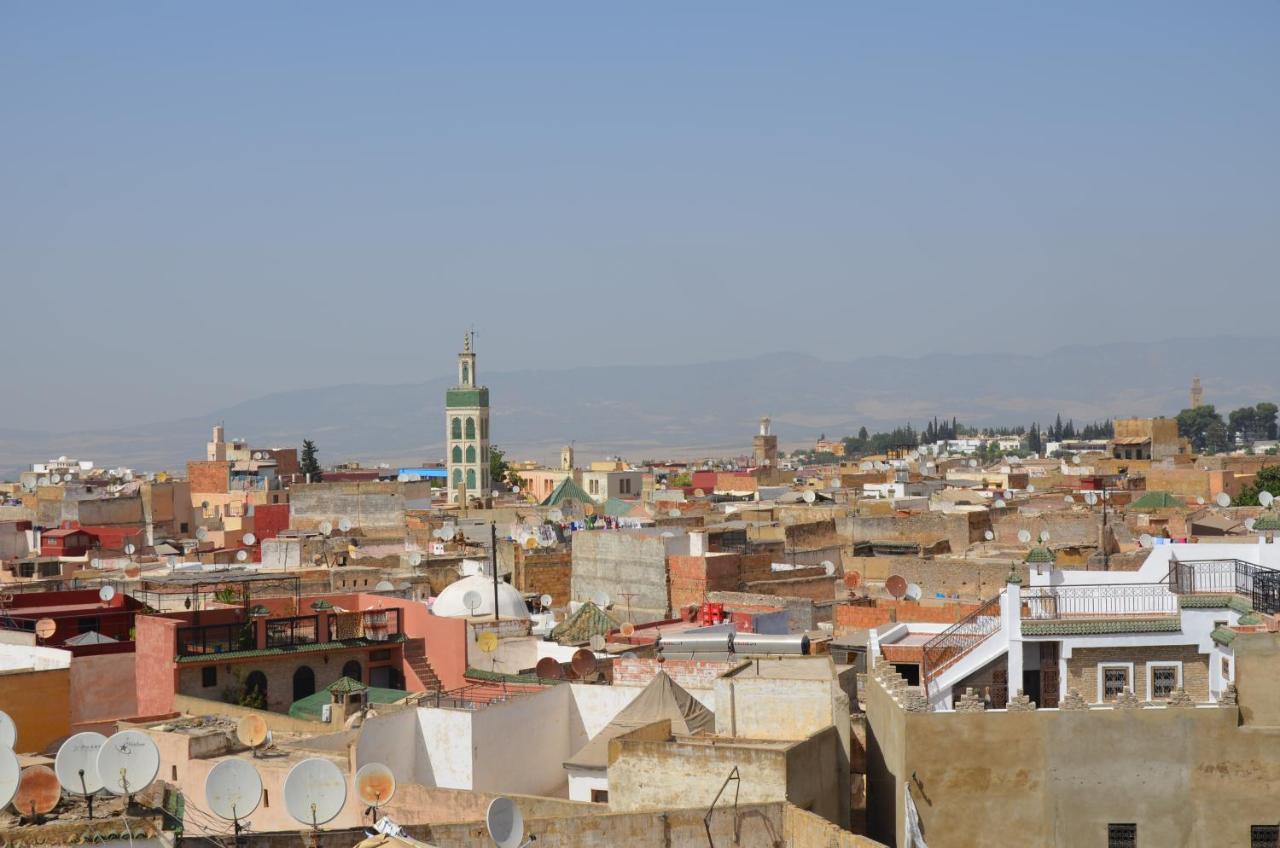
top-left (174, 634), bottom-right (405, 663)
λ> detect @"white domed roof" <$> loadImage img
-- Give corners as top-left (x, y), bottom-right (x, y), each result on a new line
top-left (432, 574), bottom-right (530, 620)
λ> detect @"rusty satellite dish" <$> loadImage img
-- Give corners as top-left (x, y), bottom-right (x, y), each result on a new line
top-left (619, 621), bottom-right (636, 637)
top-left (354, 762), bottom-right (397, 809)
top-left (534, 657), bottom-right (564, 679)
top-left (15, 765), bottom-right (59, 817)
top-left (570, 649), bottom-right (598, 678)
top-left (844, 571), bottom-right (862, 590)
top-left (34, 619), bottom-right (56, 640)
top-left (885, 575), bottom-right (908, 599)
top-left (236, 715), bottom-right (269, 750)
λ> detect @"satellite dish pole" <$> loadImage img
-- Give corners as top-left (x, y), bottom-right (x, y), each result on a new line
top-left (491, 522), bottom-right (500, 622)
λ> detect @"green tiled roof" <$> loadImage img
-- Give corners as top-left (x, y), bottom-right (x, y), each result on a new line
top-left (1227, 596), bottom-right (1254, 614)
top-left (327, 675), bottom-right (368, 694)
top-left (1253, 515), bottom-right (1280, 531)
top-left (1023, 618), bottom-right (1180, 636)
top-left (542, 476), bottom-right (595, 507)
top-left (174, 634), bottom-right (406, 663)
top-left (549, 600), bottom-right (618, 645)
top-left (446, 387), bottom-right (489, 408)
top-left (1025, 546), bottom-right (1056, 563)
top-left (466, 666), bottom-right (564, 686)
top-left (1237, 611), bottom-right (1263, 625)
top-left (1179, 594), bottom-right (1233, 608)
top-left (602, 497), bottom-right (637, 517)
top-left (1130, 491), bottom-right (1184, 510)
top-left (288, 684), bottom-right (408, 720)
top-left (1211, 627), bottom-right (1237, 646)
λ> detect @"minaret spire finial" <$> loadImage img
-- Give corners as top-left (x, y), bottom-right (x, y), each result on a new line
top-left (464, 330), bottom-right (472, 353)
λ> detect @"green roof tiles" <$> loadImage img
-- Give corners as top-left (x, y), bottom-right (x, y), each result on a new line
top-left (1130, 491), bottom-right (1184, 510)
top-left (174, 634), bottom-right (406, 663)
top-left (1178, 594), bottom-right (1233, 608)
top-left (1211, 627), bottom-right (1237, 646)
top-left (1253, 515), bottom-right (1280, 531)
top-left (1022, 618), bottom-right (1180, 636)
top-left (549, 600), bottom-right (618, 645)
top-left (541, 476), bottom-right (595, 507)
top-left (1025, 546), bottom-right (1056, 564)
top-left (446, 387), bottom-right (489, 408)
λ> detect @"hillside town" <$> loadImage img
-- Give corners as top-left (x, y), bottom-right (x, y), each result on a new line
top-left (0, 338), bottom-right (1279, 847)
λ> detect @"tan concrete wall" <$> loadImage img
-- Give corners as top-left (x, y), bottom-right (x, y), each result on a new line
top-left (847, 556), bottom-right (1027, 602)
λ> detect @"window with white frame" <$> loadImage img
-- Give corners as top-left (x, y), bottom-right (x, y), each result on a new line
top-left (1099, 663), bottom-right (1134, 702)
top-left (1147, 662), bottom-right (1182, 700)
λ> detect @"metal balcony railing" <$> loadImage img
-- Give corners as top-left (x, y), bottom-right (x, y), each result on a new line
top-left (920, 595), bottom-right (1003, 687)
top-left (1167, 558), bottom-right (1280, 615)
top-left (1021, 584), bottom-right (1178, 620)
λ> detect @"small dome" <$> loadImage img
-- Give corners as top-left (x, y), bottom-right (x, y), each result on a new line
top-left (432, 574), bottom-right (530, 620)
top-left (1025, 546), bottom-right (1056, 564)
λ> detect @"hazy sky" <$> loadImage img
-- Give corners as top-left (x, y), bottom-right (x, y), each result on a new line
top-left (3, 3), bottom-right (1278, 430)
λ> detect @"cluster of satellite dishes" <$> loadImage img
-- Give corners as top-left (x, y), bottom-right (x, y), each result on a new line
top-left (1014, 529), bottom-right (1051, 544)
top-left (430, 523), bottom-right (459, 542)
top-left (884, 574), bottom-right (923, 602)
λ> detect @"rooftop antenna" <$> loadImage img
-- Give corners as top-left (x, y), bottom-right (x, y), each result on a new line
top-left (283, 758), bottom-right (347, 833)
top-left (205, 758), bottom-right (263, 846)
top-left (485, 796), bottom-right (534, 848)
top-left (354, 762), bottom-right (397, 822)
top-left (97, 730), bottom-right (161, 806)
top-left (55, 731), bottom-right (106, 819)
top-left (236, 715), bottom-right (270, 758)
top-left (0, 747), bottom-right (20, 814)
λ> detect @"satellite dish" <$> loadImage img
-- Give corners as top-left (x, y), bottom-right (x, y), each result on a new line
top-left (1197, 496), bottom-right (1206, 505)
top-left (205, 759), bottom-right (263, 821)
top-left (99, 585), bottom-right (116, 603)
top-left (1003, 489), bottom-right (1012, 499)
top-left (126, 565), bottom-right (141, 578)
top-left (885, 575), bottom-right (908, 599)
top-left (319, 521), bottom-right (333, 536)
top-left (486, 797), bottom-right (525, 848)
top-left (969, 459), bottom-right (978, 468)
top-left (375, 580), bottom-right (395, 592)
top-left (492, 490), bottom-right (501, 499)
top-left (1017, 530), bottom-right (1032, 544)
top-left (1245, 518), bottom-right (1256, 532)
top-left (51, 474), bottom-right (62, 484)
top-left (1072, 455), bottom-right (1082, 465)
top-left (91, 558), bottom-right (101, 569)
top-left (1216, 492), bottom-right (1232, 508)
top-left (1139, 533), bottom-right (1154, 548)
top-left (1084, 492), bottom-right (1098, 506)
top-left (1064, 495), bottom-right (1075, 504)
top-left (984, 530), bottom-right (994, 541)
top-left (338, 518), bottom-right (352, 533)
top-left (14, 765), bottom-right (59, 816)
top-left (905, 583), bottom-right (923, 602)
top-left (591, 591), bottom-right (610, 608)
top-left (397, 473), bottom-right (410, 483)
top-left (242, 533), bottom-right (257, 546)
top-left (845, 571), bottom-right (863, 589)
top-left (196, 527), bottom-right (209, 542)
top-left (802, 491), bottom-right (816, 504)
top-left (462, 591), bottom-right (483, 615)
top-left (548, 509), bottom-right (563, 522)
top-left (589, 634), bottom-right (606, 652)
top-left (236, 715), bottom-right (269, 749)
top-left (571, 648), bottom-right (598, 677)
top-left (620, 621), bottom-right (636, 637)
top-left (124, 543), bottom-right (136, 556)
top-left (283, 758), bottom-right (347, 828)
top-left (55, 732), bottom-right (106, 797)
top-left (354, 762), bottom-right (397, 809)
top-left (994, 499), bottom-right (1006, 509)
top-left (1027, 484), bottom-right (1036, 492)
top-left (235, 550), bottom-right (249, 563)
top-left (477, 632), bottom-right (499, 654)
top-left (539, 594), bottom-right (552, 610)
top-left (408, 553), bottom-right (423, 567)
top-left (0, 747), bottom-right (20, 811)
top-left (34, 618), bottom-right (56, 640)
top-left (97, 730), bottom-right (161, 796)
top-left (523, 536), bottom-right (538, 550)
top-left (822, 560), bottom-right (836, 576)
top-left (535, 657), bottom-right (564, 679)
top-left (829, 478), bottom-right (841, 489)
top-left (0, 711), bottom-right (15, 750)
top-left (1261, 491), bottom-right (1275, 508)
top-left (668, 508), bottom-right (681, 517)
top-left (1039, 530), bottom-right (1050, 542)
top-left (512, 486), bottom-right (521, 495)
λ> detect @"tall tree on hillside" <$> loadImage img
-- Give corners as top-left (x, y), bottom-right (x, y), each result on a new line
top-left (1027, 422), bottom-right (1043, 455)
top-left (1235, 465), bottom-right (1280, 506)
top-left (1228, 403), bottom-right (1279, 443)
top-left (1177, 406), bottom-right (1227, 454)
top-left (300, 439), bottom-right (323, 481)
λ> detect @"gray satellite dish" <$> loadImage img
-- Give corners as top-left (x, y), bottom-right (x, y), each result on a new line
top-left (0, 747), bottom-right (19, 811)
top-left (1197, 496), bottom-right (1206, 505)
top-left (205, 758), bottom-right (263, 821)
top-left (984, 530), bottom-right (994, 541)
top-left (969, 459), bottom-right (978, 467)
top-left (1017, 529), bottom-right (1032, 544)
top-left (196, 527), bottom-right (209, 541)
top-left (1245, 518), bottom-right (1256, 532)
top-left (124, 543), bottom-right (136, 556)
top-left (97, 730), bottom-right (161, 797)
top-left (905, 582), bottom-right (923, 601)
top-left (1027, 484), bottom-right (1036, 493)
top-left (821, 560), bottom-right (835, 576)
top-left (319, 521), bottom-right (333, 536)
top-left (0, 710), bottom-right (16, 750)
top-left (99, 585), bottom-right (116, 603)
top-left (338, 518), bottom-right (353, 533)
top-left (408, 552), bottom-right (423, 567)
top-left (548, 509), bottom-right (563, 522)
top-left (486, 796), bottom-right (525, 848)
top-left (462, 591), bottom-right (483, 615)
top-left (51, 474), bottom-right (62, 484)
top-left (1260, 491), bottom-right (1275, 508)
top-left (994, 498), bottom-right (1006, 509)
top-left (1139, 533), bottom-right (1154, 548)
top-left (1072, 455), bottom-right (1081, 465)
top-left (374, 580), bottom-right (395, 592)
top-left (283, 758), bottom-right (347, 829)
top-left (591, 591), bottom-right (610, 608)
top-left (235, 550), bottom-right (249, 562)
top-left (1039, 530), bottom-right (1050, 542)
top-left (589, 634), bottom-right (606, 651)
top-left (55, 731), bottom-right (106, 797)
top-left (539, 594), bottom-right (553, 610)
top-left (91, 558), bottom-right (101, 569)
top-left (1064, 495), bottom-right (1074, 504)
top-left (802, 491), bottom-right (816, 504)
top-left (1216, 492), bottom-right (1232, 508)
top-left (242, 533), bottom-right (257, 546)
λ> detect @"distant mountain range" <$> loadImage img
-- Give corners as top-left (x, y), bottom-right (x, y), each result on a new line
top-left (4, 336), bottom-right (1279, 478)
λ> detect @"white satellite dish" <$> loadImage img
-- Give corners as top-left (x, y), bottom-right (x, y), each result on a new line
top-left (589, 634), bottom-right (606, 651)
top-left (397, 473), bottom-right (410, 483)
top-left (55, 731), bottom-right (107, 797)
top-left (91, 558), bottom-right (101, 569)
top-left (969, 459), bottom-right (978, 468)
top-left (1139, 533), bottom-right (1154, 548)
top-left (1245, 518), bottom-right (1256, 532)
top-left (408, 552), bottom-right (423, 567)
top-left (512, 486), bottom-right (521, 494)
top-left (539, 594), bottom-right (553, 610)
top-left (98, 585), bottom-right (116, 603)
top-left (196, 527), bottom-right (209, 541)
top-left (492, 490), bottom-right (501, 498)
top-left (1197, 496), bottom-right (1206, 505)
top-left (319, 520), bottom-right (334, 536)
top-left (1216, 492), bottom-right (1232, 508)
top-left (242, 533), bottom-right (257, 546)
top-left (354, 762), bottom-right (397, 809)
top-left (905, 583), bottom-right (923, 601)
top-left (821, 560), bottom-right (835, 576)
top-left (1064, 495), bottom-right (1075, 504)
top-left (51, 473), bottom-right (62, 484)
top-left (338, 518), bottom-right (352, 533)
top-left (97, 730), bottom-right (161, 797)
top-left (37, 477), bottom-right (49, 487)
top-left (668, 508), bottom-right (681, 517)
top-left (0, 710), bottom-right (16, 750)
top-left (0, 747), bottom-right (19, 811)
top-left (1017, 529), bottom-right (1032, 544)
top-left (1260, 491), bottom-right (1275, 508)
top-left (1072, 455), bottom-right (1082, 465)
top-left (984, 530), bottom-right (994, 541)
top-left (442, 524), bottom-right (457, 537)
top-left (462, 591), bottom-right (483, 615)
top-left (548, 509), bottom-right (563, 522)
top-left (802, 491), bottom-right (816, 504)
top-left (124, 543), bottom-right (136, 556)
top-left (375, 580), bottom-right (395, 592)
top-left (1003, 489), bottom-right (1012, 499)
top-left (283, 758), bottom-right (347, 829)
top-left (1084, 492), bottom-right (1098, 506)
top-left (591, 591), bottom-right (610, 608)
top-left (205, 758), bottom-right (263, 821)
top-left (1027, 484), bottom-right (1036, 493)
top-left (235, 550), bottom-right (249, 563)
top-left (1039, 530), bottom-right (1050, 542)
top-left (994, 498), bottom-right (1006, 509)
top-left (486, 796), bottom-right (525, 848)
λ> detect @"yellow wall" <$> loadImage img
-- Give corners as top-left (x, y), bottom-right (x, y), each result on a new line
top-left (0, 667), bottom-right (71, 753)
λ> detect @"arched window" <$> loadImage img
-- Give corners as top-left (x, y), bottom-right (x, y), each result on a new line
top-left (465, 418), bottom-right (476, 439)
top-left (452, 469), bottom-right (463, 487)
top-left (342, 659), bottom-right (363, 683)
top-left (452, 446), bottom-right (462, 463)
top-left (293, 665), bottom-right (316, 702)
top-left (466, 469), bottom-right (476, 491)
top-left (245, 670), bottom-right (268, 706)
top-left (451, 417), bottom-right (462, 439)
top-left (466, 446), bottom-right (476, 463)
top-left (462, 364), bottom-right (469, 384)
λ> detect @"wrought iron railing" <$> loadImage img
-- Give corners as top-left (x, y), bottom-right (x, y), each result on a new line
top-left (1166, 558), bottom-right (1280, 615)
top-left (920, 595), bottom-right (1003, 687)
top-left (265, 615), bottom-right (319, 648)
top-left (1021, 583), bottom-right (1178, 620)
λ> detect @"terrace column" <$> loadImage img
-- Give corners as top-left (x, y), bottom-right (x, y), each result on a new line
top-left (1001, 569), bottom-right (1024, 705)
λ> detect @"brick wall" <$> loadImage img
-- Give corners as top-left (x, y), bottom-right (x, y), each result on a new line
top-left (1065, 644), bottom-right (1209, 703)
top-left (743, 574), bottom-right (837, 603)
top-left (669, 553), bottom-right (742, 611)
top-left (612, 657), bottom-right (739, 690)
top-left (834, 599), bottom-right (980, 635)
top-left (845, 555), bottom-right (1028, 602)
top-left (514, 551), bottom-right (571, 606)
top-left (187, 460), bottom-right (230, 495)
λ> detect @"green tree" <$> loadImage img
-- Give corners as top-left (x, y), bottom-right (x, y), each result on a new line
top-left (1176, 406), bottom-right (1227, 453)
top-left (300, 439), bottom-right (323, 481)
top-left (1235, 465), bottom-right (1280, 507)
top-left (488, 444), bottom-right (524, 490)
top-left (669, 472), bottom-right (693, 487)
